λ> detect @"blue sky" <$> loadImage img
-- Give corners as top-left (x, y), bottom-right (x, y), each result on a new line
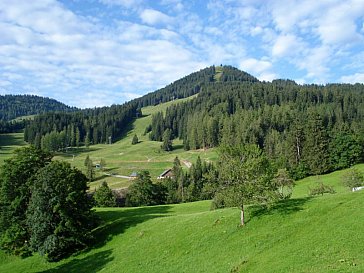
top-left (1, 0), bottom-right (364, 108)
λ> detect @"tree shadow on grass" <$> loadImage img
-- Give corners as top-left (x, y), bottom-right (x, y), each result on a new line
top-left (247, 197), bottom-right (312, 223)
top-left (89, 205), bottom-right (171, 250)
top-left (39, 250), bottom-right (113, 273)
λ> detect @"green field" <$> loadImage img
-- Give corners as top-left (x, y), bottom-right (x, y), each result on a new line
top-left (1, 175), bottom-right (363, 273)
top-left (0, 133), bottom-right (26, 163)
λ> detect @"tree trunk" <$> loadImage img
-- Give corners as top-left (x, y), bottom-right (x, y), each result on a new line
top-left (240, 205), bottom-right (245, 226)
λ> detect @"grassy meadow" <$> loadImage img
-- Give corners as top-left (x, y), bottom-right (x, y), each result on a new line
top-left (0, 133), bottom-right (26, 163)
top-left (0, 180), bottom-right (363, 273)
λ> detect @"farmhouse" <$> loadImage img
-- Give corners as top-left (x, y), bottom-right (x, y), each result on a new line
top-left (130, 171), bottom-right (138, 180)
top-left (157, 169), bottom-right (174, 179)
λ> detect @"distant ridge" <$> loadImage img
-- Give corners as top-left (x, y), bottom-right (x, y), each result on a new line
top-left (0, 94), bottom-right (78, 121)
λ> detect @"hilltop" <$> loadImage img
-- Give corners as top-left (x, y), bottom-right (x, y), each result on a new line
top-left (0, 94), bottom-right (78, 121)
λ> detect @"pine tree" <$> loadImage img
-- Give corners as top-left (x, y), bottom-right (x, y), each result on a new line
top-left (132, 134), bottom-right (139, 145)
top-left (93, 181), bottom-right (116, 207)
top-left (303, 112), bottom-right (330, 175)
top-left (161, 129), bottom-right (173, 151)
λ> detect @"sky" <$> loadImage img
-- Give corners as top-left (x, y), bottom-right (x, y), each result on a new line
top-left (1, 0), bottom-right (364, 108)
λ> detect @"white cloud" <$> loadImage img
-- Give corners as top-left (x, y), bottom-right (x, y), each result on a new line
top-left (316, 2), bottom-right (364, 45)
top-left (239, 58), bottom-right (276, 81)
top-left (99, 0), bottom-right (142, 8)
top-left (340, 73), bottom-right (364, 84)
top-left (297, 46), bottom-right (332, 82)
top-left (272, 34), bottom-right (303, 58)
top-left (140, 9), bottom-right (173, 26)
top-left (240, 58), bottom-right (272, 74)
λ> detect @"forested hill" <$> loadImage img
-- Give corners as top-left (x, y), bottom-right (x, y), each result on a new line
top-left (149, 78), bottom-right (364, 179)
top-left (0, 94), bottom-right (77, 121)
top-left (134, 65), bottom-right (258, 107)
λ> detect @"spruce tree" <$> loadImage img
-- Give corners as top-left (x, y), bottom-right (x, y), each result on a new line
top-left (132, 134), bottom-right (139, 145)
top-left (27, 161), bottom-right (94, 261)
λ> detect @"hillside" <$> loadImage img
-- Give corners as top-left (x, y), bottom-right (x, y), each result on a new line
top-left (52, 95), bottom-right (217, 190)
top-left (0, 94), bottom-right (77, 121)
top-left (1, 167), bottom-right (363, 272)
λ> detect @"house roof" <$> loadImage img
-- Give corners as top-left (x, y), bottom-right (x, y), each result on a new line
top-left (158, 169), bottom-right (172, 177)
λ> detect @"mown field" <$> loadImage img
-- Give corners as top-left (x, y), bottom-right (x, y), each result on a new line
top-left (0, 168), bottom-right (363, 273)
top-left (0, 133), bottom-right (26, 163)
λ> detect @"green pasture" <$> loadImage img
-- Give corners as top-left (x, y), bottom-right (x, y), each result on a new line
top-left (1, 186), bottom-right (363, 273)
top-left (0, 133), bottom-right (26, 163)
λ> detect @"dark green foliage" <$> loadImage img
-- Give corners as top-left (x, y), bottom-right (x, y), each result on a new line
top-left (161, 129), bottom-right (173, 151)
top-left (125, 171), bottom-right (166, 207)
top-left (309, 182), bottom-right (336, 196)
top-left (24, 102), bottom-right (138, 149)
top-left (93, 181), bottom-right (116, 207)
top-left (86, 159), bottom-right (94, 182)
top-left (341, 168), bottom-right (363, 189)
top-left (158, 72), bottom-right (364, 178)
top-left (0, 94), bottom-right (77, 121)
top-left (26, 161), bottom-right (94, 261)
top-left (0, 146), bottom-right (52, 256)
top-left (131, 134), bottom-right (139, 145)
top-left (329, 126), bottom-right (362, 169)
top-left (149, 112), bottom-right (164, 141)
top-left (303, 112), bottom-right (330, 175)
top-left (0, 120), bottom-right (27, 134)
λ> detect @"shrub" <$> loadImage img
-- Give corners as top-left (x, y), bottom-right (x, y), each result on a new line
top-left (341, 168), bottom-right (363, 190)
top-left (309, 182), bottom-right (336, 196)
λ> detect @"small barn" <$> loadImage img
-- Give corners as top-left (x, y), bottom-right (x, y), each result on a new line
top-left (130, 171), bottom-right (138, 180)
top-left (157, 169), bottom-right (174, 179)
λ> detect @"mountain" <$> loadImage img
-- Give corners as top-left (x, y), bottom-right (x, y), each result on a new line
top-left (22, 65), bottom-right (364, 179)
top-left (0, 94), bottom-right (78, 121)
top-left (134, 65), bottom-right (258, 108)
top-left (23, 65), bottom-right (258, 148)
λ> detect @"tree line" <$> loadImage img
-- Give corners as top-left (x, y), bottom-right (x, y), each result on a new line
top-left (24, 103), bottom-right (140, 151)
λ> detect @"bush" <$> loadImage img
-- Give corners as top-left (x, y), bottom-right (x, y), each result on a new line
top-left (309, 182), bottom-right (336, 196)
top-left (341, 168), bottom-right (363, 189)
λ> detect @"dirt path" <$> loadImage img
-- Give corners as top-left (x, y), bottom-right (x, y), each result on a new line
top-left (181, 160), bottom-right (192, 168)
top-left (104, 172), bottom-right (130, 179)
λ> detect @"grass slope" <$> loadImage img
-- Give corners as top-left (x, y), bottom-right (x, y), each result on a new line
top-left (1, 181), bottom-right (363, 273)
top-left (0, 133), bottom-right (26, 163)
